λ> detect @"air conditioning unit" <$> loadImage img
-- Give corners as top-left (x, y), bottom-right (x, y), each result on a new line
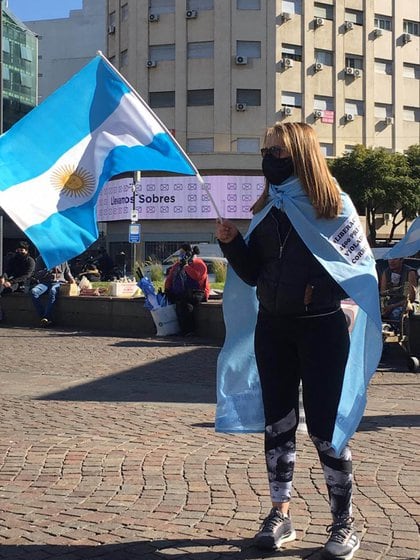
top-left (148, 13), bottom-right (160, 22)
top-left (281, 12), bottom-right (292, 21)
top-left (186, 9), bottom-right (198, 19)
top-left (314, 17), bottom-right (325, 27)
top-left (283, 106), bottom-right (293, 116)
top-left (107, 24), bottom-right (116, 34)
top-left (345, 66), bottom-right (355, 75)
top-left (402, 33), bottom-right (412, 44)
top-left (235, 102), bottom-right (247, 112)
top-left (235, 55), bottom-right (248, 65)
top-left (373, 27), bottom-right (383, 37)
top-left (344, 21), bottom-right (354, 31)
top-left (353, 68), bottom-right (362, 78)
top-left (345, 113), bottom-right (354, 122)
top-left (314, 109), bottom-right (323, 119)
top-left (146, 60), bottom-right (157, 68)
top-left (385, 116), bottom-right (394, 125)
top-left (314, 62), bottom-right (324, 72)
top-left (282, 57), bottom-right (294, 68)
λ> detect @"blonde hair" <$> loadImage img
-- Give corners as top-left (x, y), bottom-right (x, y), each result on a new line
top-left (252, 122), bottom-right (341, 218)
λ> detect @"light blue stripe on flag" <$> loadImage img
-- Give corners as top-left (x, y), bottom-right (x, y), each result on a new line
top-left (0, 55), bottom-right (198, 268)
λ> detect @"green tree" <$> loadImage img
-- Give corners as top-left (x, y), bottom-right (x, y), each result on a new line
top-left (329, 144), bottom-right (420, 245)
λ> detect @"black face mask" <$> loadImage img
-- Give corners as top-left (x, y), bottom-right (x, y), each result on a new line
top-left (262, 155), bottom-right (294, 185)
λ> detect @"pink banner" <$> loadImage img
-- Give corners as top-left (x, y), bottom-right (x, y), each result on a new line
top-left (97, 175), bottom-right (265, 221)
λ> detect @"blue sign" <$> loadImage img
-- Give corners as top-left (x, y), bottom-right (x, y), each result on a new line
top-left (129, 223), bottom-right (141, 243)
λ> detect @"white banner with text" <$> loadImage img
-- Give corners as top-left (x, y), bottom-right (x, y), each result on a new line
top-left (97, 175), bottom-right (265, 221)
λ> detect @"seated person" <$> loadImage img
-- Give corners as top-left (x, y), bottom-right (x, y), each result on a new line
top-left (165, 244), bottom-right (210, 336)
top-left (30, 257), bottom-right (76, 327)
top-left (0, 241), bottom-right (35, 295)
top-left (380, 257), bottom-right (417, 321)
top-left (78, 263), bottom-right (101, 282)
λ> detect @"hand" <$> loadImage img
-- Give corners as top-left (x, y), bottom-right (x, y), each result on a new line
top-left (216, 219), bottom-right (238, 244)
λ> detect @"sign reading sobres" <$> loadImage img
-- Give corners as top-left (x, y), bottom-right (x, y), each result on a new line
top-left (96, 175), bottom-right (265, 221)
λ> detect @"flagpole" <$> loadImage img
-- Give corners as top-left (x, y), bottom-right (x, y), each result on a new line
top-left (96, 51), bottom-right (222, 221)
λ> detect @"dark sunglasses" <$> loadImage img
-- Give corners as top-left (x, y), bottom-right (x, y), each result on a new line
top-left (260, 145), bottom-right (288, 158)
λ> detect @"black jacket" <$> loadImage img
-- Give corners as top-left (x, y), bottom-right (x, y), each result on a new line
top-left (220, 207), bottom-right (347, 316)
top-left (4, 253), bottom-right (35, 289)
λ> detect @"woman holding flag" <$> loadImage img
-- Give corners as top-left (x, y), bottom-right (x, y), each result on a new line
top-left (215, 122), bottom-right (382, 559)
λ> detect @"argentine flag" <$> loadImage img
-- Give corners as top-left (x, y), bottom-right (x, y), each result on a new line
top-left (383, 217), bottom-right (420, 259)
top-left (0, 54), bottom-right (198, 268)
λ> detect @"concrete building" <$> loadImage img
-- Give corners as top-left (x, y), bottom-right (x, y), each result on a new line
top-left (103, 0), bottom-right (419, 265)
top-left (25, 0), bottom-right (106, 103)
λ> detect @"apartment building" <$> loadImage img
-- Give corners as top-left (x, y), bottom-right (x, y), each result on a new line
top-left (102, 0), bottom-right (420, 263)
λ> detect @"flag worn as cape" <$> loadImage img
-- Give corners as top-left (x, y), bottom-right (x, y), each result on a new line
top-left (0, 54), bottom-right (198, 268)
top-left (383, 217), bottom-right (420, 259)
top-left (216, 177), bottom-right (383, 454)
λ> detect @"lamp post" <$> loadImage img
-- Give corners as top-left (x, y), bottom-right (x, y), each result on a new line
top-left (130, 171), bottom-right (141, 276)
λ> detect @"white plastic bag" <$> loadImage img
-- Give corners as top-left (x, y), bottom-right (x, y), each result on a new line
top-left (150, 304), bottom-right (180, 336)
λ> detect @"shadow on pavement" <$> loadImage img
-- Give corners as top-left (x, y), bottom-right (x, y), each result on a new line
top-left (0, 539), bottom-right (321, 560)
top-left (358, 413), bottom-right (419, 431)
top-left (36, 346), bottom-right (219, 404)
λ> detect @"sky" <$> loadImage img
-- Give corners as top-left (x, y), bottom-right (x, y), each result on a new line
top-left (6, 0), bottom-right (83, 21)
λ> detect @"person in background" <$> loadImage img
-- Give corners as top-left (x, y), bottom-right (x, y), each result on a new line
top-left (165, 244), bottom-right (210, 336)
top-left (380, 257), bottom-right (417, 321)
top-left (215, 122), bottom-right (381, 559)
top-left (30, 257), bottom-right (76, 327)
top-left (0, 241), bottom-right (35, 295)
top-left (96, 247), bottom-right (114, 280)
top-left (78, 262), bottom-right (101, 282)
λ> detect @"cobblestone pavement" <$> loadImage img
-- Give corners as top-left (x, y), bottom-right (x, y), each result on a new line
top-left (0, 326), bottom-right (418, 560)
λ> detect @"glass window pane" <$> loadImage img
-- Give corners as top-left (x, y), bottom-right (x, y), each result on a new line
top-left (150, 0), bottom-right (175, 13)
top-left (282, 0), bottom-right (301, 14)
top-left (344, 10), bottom-right (363, 25)
top-left (187, 138), bottom-right (214, 152)
top-left (187, 89), bottom-right (214, 106)
top-left (236, 41), bottom-right (261, 58)
top-left (315, 49), bottom-right (333, 66)
top-left (237, 138), bottom-right (260, 152)
top-left (121, 4), bottom-right (128, 21)
top-left (345, 100), bottom-right (364, 115)
top-left (282, 44), bottom-right (302, 61)
top-left (149, 44), bottom-right (175, 61)
top-left (187, 0), bottom-right (214, 10)
top-left (314, 3), bottom-right (333, 19)
top-left (236, 89), bottom-right (261, 105)
top-left (187, 41), bottom-right (214, 59)
top-left (375, 59), bottom-right (392, 75)
top-left (320, 143), bottom-right (333, 157)
top-left (281, 91), bottom-right (302, 107)
top-left (314, 96), bottom-right (334, 111)
top-left (237, 0), bottom-right (261, 9)
top-left (149, 91), bottom-right (175, 108)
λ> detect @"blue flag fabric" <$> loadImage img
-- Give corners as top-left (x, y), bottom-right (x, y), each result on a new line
top-left (0, 55), bottom-right (198, 268)
top-left (383, 217), bottom-right (420, 259)
top-left (216, 177), bottom-right (383, 454)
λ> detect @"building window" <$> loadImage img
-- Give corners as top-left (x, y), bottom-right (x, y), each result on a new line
top-left (344, 145), bottom-right (355, 154)
top-left (403, 20), bottom-right (420, 36)
top-left (187, 89), bottom-right (214, 106)
top-left (187, 0), bottom-right (214, 10)
top-left (345, 55), bottom-right (363, 70)
top-left (374, 15), bottom-right (392, 31)
top-left (237, 138), bottom-right (260, 153)
top-left (282, 0), bottom-right (302, 15)
top-left (236, 89), bottom-right (261, 106)
top-left (3, 66), bottom-right (10, 81)
top-left (20, 45), bottom-right (33, 61)
top-left (344, 9), bottom-right (363, 25)
top-left (149, 44), bottom-right (175, 61)
top-left (120, 49), bottom-right (128, 67)
top-left (20, 73), bottom-right (32, 88)
top-left (187, 41), bottom-right (214, 59)
top-left (121, 3), bottom-right (128, 21)
top-left (237, 0), bottom-right (261, 9)
top-left (150, 0), bottom-right (175, 13)
top-left (320, 143), bottom-right (333, 157)
top-left (314, 2), bottom-right (333, 20)
top-left (109, 11), bottom-right (116, 26)
top-left (374, 104), bottom-right (392, 119)
top-left (282, 44), bottom-right (302, 62)
top-left (314, 95), bottom-right (334, 111)
top-left (375, 59), bottom-right (392, 75)
top-left (149, 91), bottom-right (175, 108)
top-left (236, 41), bottom-right (261, 59)
top-left (315, 49), bottom-right (333, 66)
top-left (345, 99), bottom-right (364, 116)
top-left (403, 64), bottom-right (420, 79)
top-left (403, 107), bottom-right (420, 122)
top-left (281, 91), bottom-right (302, 108)
top-left (187, 138), bottom-right (214, 153)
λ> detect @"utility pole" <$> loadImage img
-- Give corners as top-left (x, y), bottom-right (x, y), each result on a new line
top-left (129, 171), bottom-right (141, 276)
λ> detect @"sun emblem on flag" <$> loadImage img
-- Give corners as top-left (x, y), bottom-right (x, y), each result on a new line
top-left (51, 164), bottom-right (95, 197)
